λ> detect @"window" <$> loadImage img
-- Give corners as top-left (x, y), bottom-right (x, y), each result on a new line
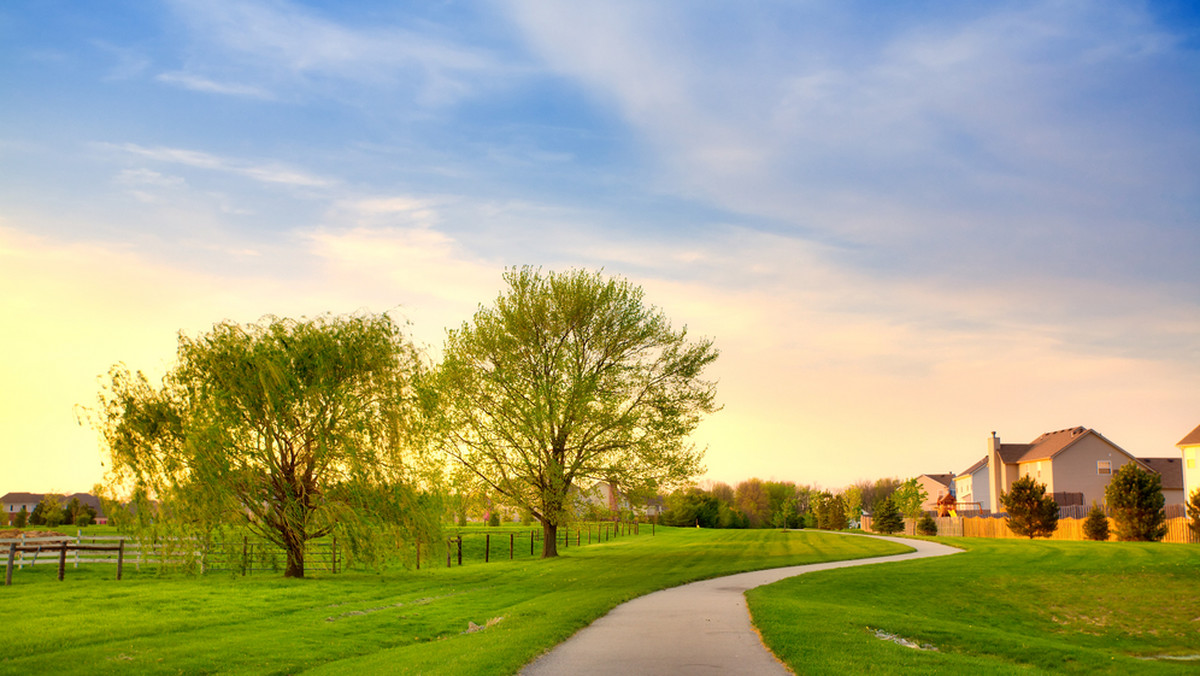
top-left (1097, 460), bottom-right (1111, 475)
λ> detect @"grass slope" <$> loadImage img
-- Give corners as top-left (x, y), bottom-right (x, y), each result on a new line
top-left (0, 528), bottom-right (906, 675)
top-left (748, 538), bottom-right (1200, 674)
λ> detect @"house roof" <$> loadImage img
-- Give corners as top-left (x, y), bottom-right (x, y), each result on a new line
top-left (1138, 457), bottom-right (1185, 491)
top-left (1, 492), bottom-right (43, 504)
top-left (1177, 423), bottom-right (1200, 447)
top-left (919, 473), bottom-right (955, 488)
top-left (958, 456), bottom-right (988, 477)
top-left (998, 426), bottom-right (1138, 465)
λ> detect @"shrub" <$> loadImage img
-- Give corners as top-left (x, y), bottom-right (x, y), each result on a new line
top-left (872, 496), bottom-right (904, 534)
top-left (917, 514), bottom-right (937, 536)
top-left (1001, 476), bottom-right (1058, 539)
top-left (488, 511), bottom-right (500, 527)
top-left (1106, 463), bottom-right (1167, 542)
top-left (14, 506), bottom-right (28, 528)
top-left (1083, 504), bottom-right (1109, 541)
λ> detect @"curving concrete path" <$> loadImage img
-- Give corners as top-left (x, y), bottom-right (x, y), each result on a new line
top-left (520, 534), bottom-right (959, 676)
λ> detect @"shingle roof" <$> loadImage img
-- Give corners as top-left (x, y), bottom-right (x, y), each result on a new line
top-left (959, 456), bottom-right (988, 476)
top-left (1177, 423), bottom-right (1200, 447)
top-left (1138, 457), bottom-right (1185, 491)
top-left (1, 492), bottom-right (43, 503)
top-left (1000, 426), bottom-right (1096, 463)
top-left (920, 473), bottom-right (955, 488)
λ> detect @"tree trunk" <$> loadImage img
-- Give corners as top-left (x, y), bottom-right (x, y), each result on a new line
top-left (540, 520), bottom-right (559, 558)
top-left (283, 530), bottom-right (306, 578)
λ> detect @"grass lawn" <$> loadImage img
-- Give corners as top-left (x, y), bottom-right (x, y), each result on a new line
top-left (0, 527), bottom-right (906, 675)
top-left (748, 537), bottom-right (1200, 674)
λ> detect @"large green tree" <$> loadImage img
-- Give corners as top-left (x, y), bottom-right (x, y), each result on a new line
top-left (1105, 463), bottom-right (1167, 542)
top-left (91, 314), bottom-right (438, 577)
top-left (1001, 475), bottom-right (1059, 539)
top-left (436, 268), bottom-right (719, 557)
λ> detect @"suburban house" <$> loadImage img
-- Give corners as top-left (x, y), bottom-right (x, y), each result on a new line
top-left (952, 457), bottom-right (989, 513)
top-left (1178, 423), bottom-right (1200, 503)
top-left (982, 427), bottom-right (1154, 513)
top-left (569, 480), bottom-right (663, 519)
top-left (1137, 457), bottom-right (1185, 506)
top-left (0, 492), bottom-right (107, 525)
top-left (915, 473), bottom-right (955, 512)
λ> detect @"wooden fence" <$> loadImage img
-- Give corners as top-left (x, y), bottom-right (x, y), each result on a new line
top-left (861, 514), bottom-right (1198, 543)
top-left (1, 521), bottom-right (646, 581)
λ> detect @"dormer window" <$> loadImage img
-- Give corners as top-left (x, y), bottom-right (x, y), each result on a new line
top-left (1097, 460), bottom-right (1111, 475)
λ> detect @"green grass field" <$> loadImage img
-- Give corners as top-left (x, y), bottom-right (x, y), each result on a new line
top-left (0, 527), bottom-right (906, 675)
top-left (748, 537), bottom-right (1200, 674)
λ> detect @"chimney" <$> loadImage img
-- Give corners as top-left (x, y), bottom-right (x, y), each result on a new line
top-left (988, 431), bottom-right (1003, 513)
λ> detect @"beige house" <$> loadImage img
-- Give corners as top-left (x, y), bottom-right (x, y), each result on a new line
top-left (985, 427), bottom-right (1153, 512)
top-left (1179, 424), bottom-right (1200, 504)
top-left (915, 473), bottom-right (955, 512)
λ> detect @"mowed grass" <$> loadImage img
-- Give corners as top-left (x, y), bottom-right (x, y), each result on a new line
top-left (748, 537), bottom-right (1200, 674)
top-left (0, 527), bottom-right (906, 675)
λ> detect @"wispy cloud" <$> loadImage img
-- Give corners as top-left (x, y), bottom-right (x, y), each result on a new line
top-left (164, 0), bottom-right (516, 106)
top-left (156, 71), bottom-right (274, 99)
top-left (106, 143), bottom-right (335, 188)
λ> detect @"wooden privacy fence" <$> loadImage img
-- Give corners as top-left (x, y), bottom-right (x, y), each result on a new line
top-left (861, 514), bottom-right (1198, 543)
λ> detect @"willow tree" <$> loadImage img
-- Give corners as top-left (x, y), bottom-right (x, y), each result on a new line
top-left (92, 314), bottom-right (437, 577)
top-left (437, 267), bottom-right (719, 557)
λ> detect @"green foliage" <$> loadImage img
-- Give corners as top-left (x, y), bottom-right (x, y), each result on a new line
top-left (64, 497), bottom-right (97, 526)
top-left (916, 514), bottom-right (937, 536)
top-left (436, 268), bottom-right (719, 557)
top-left (872, 496), bottom-right (904, 534)
top-left (1083, 503), bottom-right (1110, 541)
top-left (31, 495), bottom-right (66, 527)
top-left (735, 479), bottom-right (771, 527)
top-left (891, 478), bottom-right (928, 519)
top-left (14, 506), bottom-right (28, 528)
top-left (487, 511), bottom-right (500, 527)
top-left (1105, 463), bottom-right (1167, 542)
top-left (1188, 488), bottom-right (1200, 538)
top-left (1001, 475), bottom-right (1059, 539)
top-left (661, 488), bottom-right (720, 527)
top-left (89, 313), bottom-right (441, 577)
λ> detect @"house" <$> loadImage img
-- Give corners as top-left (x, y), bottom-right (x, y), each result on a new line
top-left (1, 492), bottom-right (42, 525)
top-left (569, 481), bottom-right (663, 519)
top-left (1137, 457), bottom-right (1185, 506)
top-left (983, 427), bottom-right (1154, 513)
top-left (915, 473), bottom-right (955, 512)
top-left (1178, 424), bottom-right (1200, 504)
top-left (0, 492), bottom-right (107, 526)
top-left (952, 457), bottom-right (989, 513)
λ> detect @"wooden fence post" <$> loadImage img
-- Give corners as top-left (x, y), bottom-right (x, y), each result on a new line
top-left (416, 540), bottom-right (421, 570)
top-left (510, 532), bottom-right (514, 560)
top-left (332, 536), bottom-right (338, 573)
top-left (242, 536), bottom-right (248, 576)
top-left (457, 536), bottom-right (462, 566)
top-left (58, 542), bottom-right (67, 581)
top-left (117, 540), bottom-right (124, 581)
top-left (446, 540), bottom-right (452, 568)
top-left (531, 530), bottom-right (535, 556)
top-left (485, 533), bottom-right (490, 563)
top-left (5, 543), bottom-right (14, 586)
top-left (75, 529), bottom-right (81, 569)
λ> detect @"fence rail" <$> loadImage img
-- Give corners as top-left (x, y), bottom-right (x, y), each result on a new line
top-left (1, 520), bottom-right (648, 583)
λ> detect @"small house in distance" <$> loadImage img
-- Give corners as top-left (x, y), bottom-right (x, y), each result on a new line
top-left (915, 473), bottom-right (955, 512)
top-left (952, 457), bottom-right (989, 513)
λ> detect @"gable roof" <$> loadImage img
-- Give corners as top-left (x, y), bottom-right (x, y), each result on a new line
top-left (958, 456), bottom-right (988, 477)
top-left (1177, 423), bottom-right (1200, 447)
top-left (998, 427), bottom-right (1139, 465)
top-left (918, 473), bottom-right (955, 488)
top-left (1138, 457), bottom-right (1185, 491)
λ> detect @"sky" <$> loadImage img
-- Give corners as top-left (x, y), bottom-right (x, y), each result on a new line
top-left (2, 0), bottom-right (1198, 499)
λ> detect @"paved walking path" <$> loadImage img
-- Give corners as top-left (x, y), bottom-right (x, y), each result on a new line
top-left (520, 534), bottom-right (960, 676)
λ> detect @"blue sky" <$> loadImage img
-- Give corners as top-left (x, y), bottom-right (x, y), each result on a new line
top-left (2, 1), bottom-right (1198, 497)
